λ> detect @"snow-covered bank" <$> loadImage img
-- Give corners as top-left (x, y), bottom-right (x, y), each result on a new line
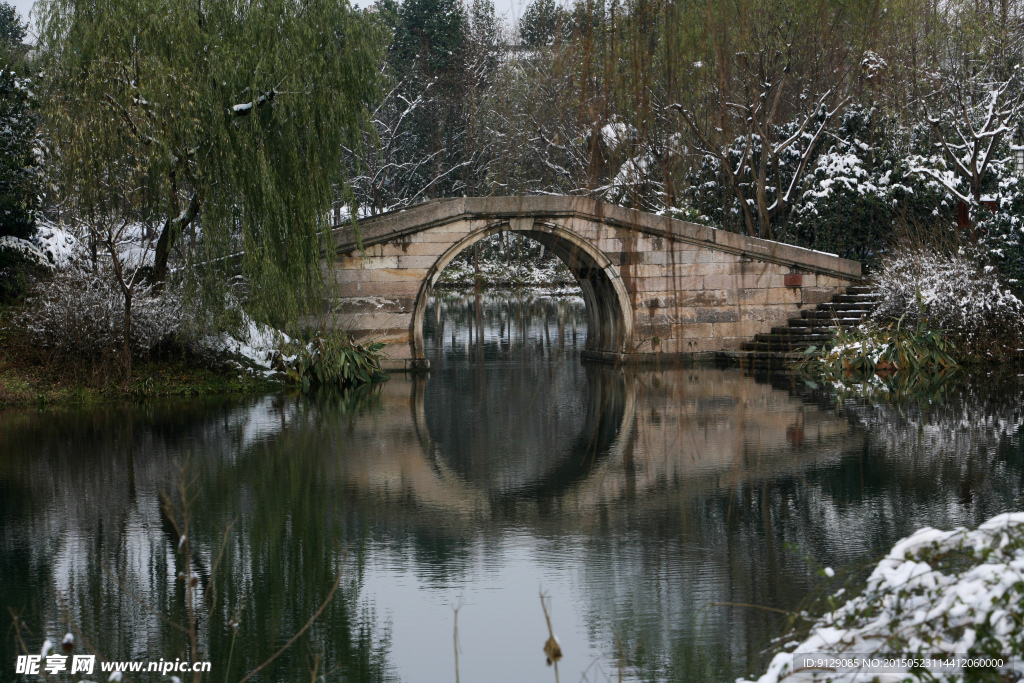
top-left (197, 311), bottom-right (291, 376)
top-left (436, 256), bottom-right (579, 290)
top-left (741, 512), bottom-right (1024, 683)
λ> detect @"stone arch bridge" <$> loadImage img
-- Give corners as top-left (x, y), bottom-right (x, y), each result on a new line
top-left (329, 197), bottom-right (861, 370)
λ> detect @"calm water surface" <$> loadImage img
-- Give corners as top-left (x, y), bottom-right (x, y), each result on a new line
top-left (2, 291), bottom-right (1023, 682)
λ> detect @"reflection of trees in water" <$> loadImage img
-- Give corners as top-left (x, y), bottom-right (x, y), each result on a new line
top-left (794, 374), bottom-right (1024, 561)
top-left (573, 372), bottom-right (1024, 682)
top-left (0, 394), bottom-right (397, 683)
top-left (423, 290), bottom-right (587, 364)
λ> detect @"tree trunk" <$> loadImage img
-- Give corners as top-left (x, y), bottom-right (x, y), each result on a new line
top-left (123, 291), bottom-right (132, 382)
top-left (153, 222), bottom-right (173, 282)
top-left (153, 193), bottom-right (201, 283)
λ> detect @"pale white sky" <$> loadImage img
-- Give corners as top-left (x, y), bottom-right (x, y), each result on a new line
top-left (9, 0), bottom-right (33, 31)
top-left (8, 0), bottom-right (531, 41)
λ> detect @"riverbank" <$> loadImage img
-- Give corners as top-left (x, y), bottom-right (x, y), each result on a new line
top-left (0, 347), bottom-right (280, 408)
top-left (0, 313), bottom-right (280, 408)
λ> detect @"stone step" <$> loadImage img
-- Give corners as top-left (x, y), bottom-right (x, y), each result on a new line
top-left (745, 332), bottom-right (845, 351)
top-left (756, 333), bottom-right (833, 344)
top-left (723, 285), bottom-right (879, 366)
top-left (800, 309), bottom-right (872, 321)
top-left (827, 302), bottom-right (878, 311)
top-left (814, 302), bottom-right (877, 313)
top-left (741, 341), bottom-right (816, 352)
top-left (768, 325), bottom-right (839, 336)
top-left (787, 317), bottom-right (864, 328)
top-left (717, 350), bottom-right (806, 366)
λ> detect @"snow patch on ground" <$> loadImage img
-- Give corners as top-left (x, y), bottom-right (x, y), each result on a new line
top-left (30, 223), bottom-right (80, 267)
top-left (200, 313), bottom-right (291, 375)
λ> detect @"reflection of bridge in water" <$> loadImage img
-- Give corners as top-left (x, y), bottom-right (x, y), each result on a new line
top-left (333, 367), bottom-right (859, 524)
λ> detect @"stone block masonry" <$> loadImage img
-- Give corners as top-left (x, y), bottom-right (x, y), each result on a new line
top-left (328, 197), bottom-right (862, 371)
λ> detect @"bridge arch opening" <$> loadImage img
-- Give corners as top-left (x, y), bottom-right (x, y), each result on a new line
top-left (411, 220), bottom-right (634, 363)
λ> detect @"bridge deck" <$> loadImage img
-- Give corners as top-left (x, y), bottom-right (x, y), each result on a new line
top-left (333, 196), bottom-right (861, 281)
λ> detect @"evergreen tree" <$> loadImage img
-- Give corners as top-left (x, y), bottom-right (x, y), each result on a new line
top-left (0, 2), bottom-right (38, 240)
top-left (390, 0), bottom-right (471, 199)
top-left (0, 2), bottom-right (24, 49)
top-left (392, 0), bottom-right (468, 79)
top-left (519, 0), bottom-right (569, 47)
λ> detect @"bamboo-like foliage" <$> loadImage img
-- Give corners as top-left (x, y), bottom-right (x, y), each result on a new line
top-left (37, 0), bottom-right (385, 331)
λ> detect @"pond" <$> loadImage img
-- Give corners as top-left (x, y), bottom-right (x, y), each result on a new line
top-left (1, 290), bottom-right (1023, 682)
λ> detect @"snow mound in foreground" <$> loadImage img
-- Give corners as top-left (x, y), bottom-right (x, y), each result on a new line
top-left (31, 224), bottom-right (80, 267)
top-left (741, 512), bottom-right (1024, 683)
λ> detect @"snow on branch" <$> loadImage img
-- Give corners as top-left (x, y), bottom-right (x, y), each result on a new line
top-left (231, 89), bottom-right (276, 117)
top-left (915, 75), bottom-right (1023, 211)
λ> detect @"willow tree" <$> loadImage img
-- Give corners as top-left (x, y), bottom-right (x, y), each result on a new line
top-left (38, 0), bottom-right (384, 330)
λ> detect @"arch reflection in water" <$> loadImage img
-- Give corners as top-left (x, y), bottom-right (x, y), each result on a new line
top-left (417, 361), bottom-right (630, 500)
top-left (323, 368), bottom-right (863, 683)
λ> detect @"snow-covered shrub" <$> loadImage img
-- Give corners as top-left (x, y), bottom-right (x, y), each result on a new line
top-left (0, 234), bottom-right (48, 267)
top-left (788, 108), bottom-right (949, 264)
top-left (30, 223), bottom-right (80, 268)
top-left (871, 250), bottom-right (1024, 355)
top-left (684, 101), bottom-right (1013, 267)
top-left (685, 107), bottom-right (949, 264)
top-left (741, 512), bottom-right (1024, 683)
top-left (23, 263), bottom-right (181, 358)
top-left (976, 174), bottom-right (1024, 300)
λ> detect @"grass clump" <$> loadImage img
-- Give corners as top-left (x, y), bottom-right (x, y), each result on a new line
top-left (798, 315), bottom-right (961, 379)
top-left (280, 332), bottom-right (388, 392)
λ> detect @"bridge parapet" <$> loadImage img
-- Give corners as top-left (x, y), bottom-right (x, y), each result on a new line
top-left (328, 197), bottom-right (862, 370)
